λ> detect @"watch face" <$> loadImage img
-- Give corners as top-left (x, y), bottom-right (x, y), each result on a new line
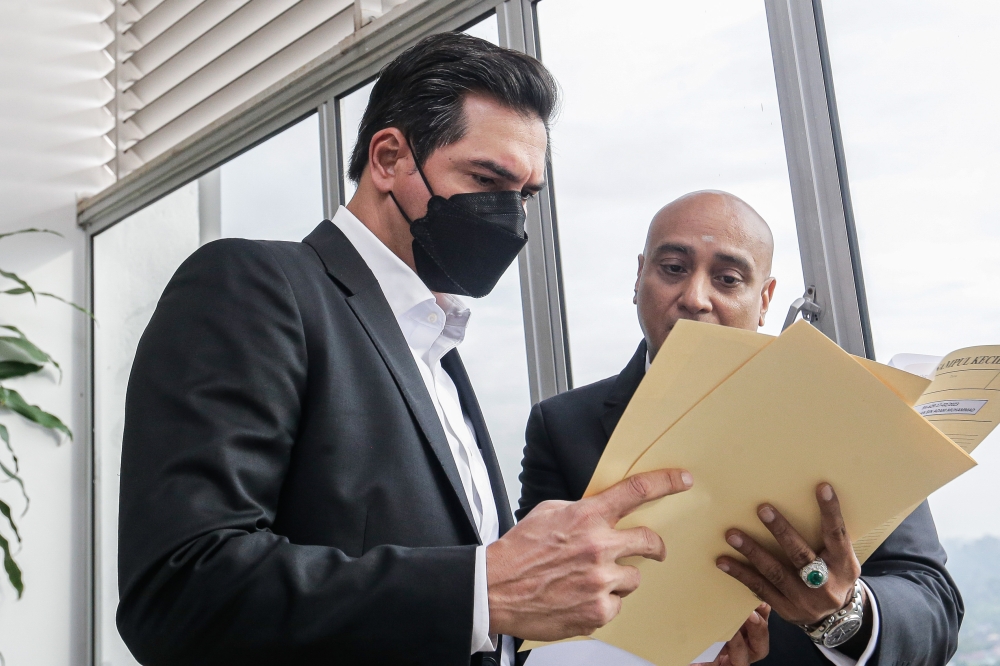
top-left (824, 617), bottom-right (864, 648)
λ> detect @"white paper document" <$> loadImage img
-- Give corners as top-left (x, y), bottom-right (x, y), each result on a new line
top-left (524, 639), bottom-right (726, 666)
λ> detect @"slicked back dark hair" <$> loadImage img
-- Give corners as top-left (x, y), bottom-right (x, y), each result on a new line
top-left (347, 31), bottom-right (559, 183)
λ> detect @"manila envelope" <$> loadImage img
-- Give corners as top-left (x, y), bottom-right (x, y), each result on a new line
top-left (586, 321), bottom-right (975, 666)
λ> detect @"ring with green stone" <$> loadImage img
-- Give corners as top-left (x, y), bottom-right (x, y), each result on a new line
top-left (800, 558), bottom-right (829, 589)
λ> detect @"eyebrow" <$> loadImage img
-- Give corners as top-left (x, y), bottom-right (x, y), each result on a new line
top-left (714, 252), bottom-right (754, 275)
top-left (654, 243), bottom-right (755, 275)
top-left (469, 158), bottom-right (546, 193)
top-left (654, 242), bottom-right (693, 256)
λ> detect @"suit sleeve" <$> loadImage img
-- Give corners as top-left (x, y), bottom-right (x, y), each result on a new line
top-left (117, 240), bottom-right (476, 666)
top-left (516, 402), bottom-right (574, 521)
top-left (860, 501), bottom-right (963, 665)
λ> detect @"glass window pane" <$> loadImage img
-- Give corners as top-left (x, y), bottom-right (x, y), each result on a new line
top-left (823, 4), bottom-right (1000, 657)
top-left (93, 183), bottom-right (201, 666)
top-left (220, 113), bottom-right (324, 241)
top-left (537, 0), bottom-right (803, 386)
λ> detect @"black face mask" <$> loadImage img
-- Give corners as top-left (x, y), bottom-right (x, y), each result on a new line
top-left (389, 149), bottom-right (528, 298)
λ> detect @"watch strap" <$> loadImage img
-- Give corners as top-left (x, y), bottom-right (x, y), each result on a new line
top-left (798, 580), bottom-right (865, 648)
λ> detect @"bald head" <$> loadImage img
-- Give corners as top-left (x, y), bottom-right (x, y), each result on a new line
top-left (645, 190), bottom-right (774, 276)
top-left (635, 190), bottom-right (778, 358)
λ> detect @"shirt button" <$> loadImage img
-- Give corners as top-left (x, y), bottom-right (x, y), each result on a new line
top-left (427, 313), bottom-right (438, 324)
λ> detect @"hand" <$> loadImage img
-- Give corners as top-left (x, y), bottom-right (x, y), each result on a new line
top-left (695, 604), bottom-right (771, 666)
top-left (486, 468), bottom-right (693, 641)
top-left (715, 484), bottom-right (862, 627)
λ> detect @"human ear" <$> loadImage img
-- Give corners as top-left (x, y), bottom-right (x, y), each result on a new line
top-left (758, 277), bottom-right (777, 327)
top-left (367, 128), bottom-right (409, 194)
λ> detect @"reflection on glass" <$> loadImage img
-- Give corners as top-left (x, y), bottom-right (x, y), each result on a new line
top-left (537, 0), bottom-right (802, 386)
top-left (823, 4), bottom-right (1000, 658)
top-left (93, 182), bottom-right (201, 666)
top-left (220, 113), bottom-right (324, 241)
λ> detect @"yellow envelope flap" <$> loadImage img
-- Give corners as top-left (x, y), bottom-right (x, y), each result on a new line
top-left (585, 320), bottom-right (773, 497)
top-left (853, 356), bottom-right (931, 406)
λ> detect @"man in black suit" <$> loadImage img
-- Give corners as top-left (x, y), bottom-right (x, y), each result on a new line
top-left (116, 33), bottom-right (702, 666)
top-left (518, 190), bottom-right (963, 665)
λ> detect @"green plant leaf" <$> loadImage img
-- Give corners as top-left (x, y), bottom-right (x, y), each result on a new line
top-left (0, 228), bottom-right (61, 242)
top-left (0, 424), bottom-right (17, 472)
top-left (0, 531), bottom-right (23, 599)
top-left (37, 291), bottom-right (94, 319)
top-left (0, 387), bottom-right (71, 440)
top-left (0, 268), bottom-right (36, 303)
top-left (0, 326), bottom-right (59, 373)
top-left (0, 361), bottom-right (44, 380)
top-left (0, 458), bottom-right (28, 511)
top-left (0, 499), bottom-right (19, 543)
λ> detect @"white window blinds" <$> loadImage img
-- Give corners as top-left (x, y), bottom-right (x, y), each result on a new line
top-left (103, 0), bottom-right (374, 178)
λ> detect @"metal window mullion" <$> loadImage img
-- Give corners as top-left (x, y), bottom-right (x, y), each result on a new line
top-left (319, 99), bottom-right (343, 219)
top-left (497, 0), bottom-right (570, 403)
top-left (85, 234), bottom-right (98, 666)
top-left (764, 0), bottom-right (872, 358)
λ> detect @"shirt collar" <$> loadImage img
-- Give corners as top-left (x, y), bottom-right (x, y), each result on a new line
top-left (331, 206), bottom-right (471, 361)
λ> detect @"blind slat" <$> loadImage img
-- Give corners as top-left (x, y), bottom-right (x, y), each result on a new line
top-left (125, 0), bottom-right (206, 47)
top-left (125, 0), bottom-right (296, 103)
top-left (102, 0), bottom-right (400, 178)
top-left (125, 6), bottom-right (354, 169)
top-left (124, 0), bottom-right (255, 78)
top-left (126, 0), bottom-right (169, 18)
top-left (124, 0), bottom-right (351, 139)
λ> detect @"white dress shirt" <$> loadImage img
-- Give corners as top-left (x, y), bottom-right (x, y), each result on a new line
top-left (644, 351), bottom-right (880, 665)
top-left (332, 206), bottom-right (512, 665)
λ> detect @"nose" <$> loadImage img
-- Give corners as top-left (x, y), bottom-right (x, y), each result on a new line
top-left (677, 272), bottom-right (713, 315)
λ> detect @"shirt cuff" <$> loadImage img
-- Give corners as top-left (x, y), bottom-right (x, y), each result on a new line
top-left (472, 545), bottom-right (499, 655)
top-left (816, 580), bottom-right (880, 666)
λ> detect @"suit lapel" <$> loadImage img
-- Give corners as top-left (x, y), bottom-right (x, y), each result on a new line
top-left (303, 221), bottom-right (480, 538)
top-left (442, 350), bottom-right (515, 536)
top-left (599, 339), bottom-right (648, 440)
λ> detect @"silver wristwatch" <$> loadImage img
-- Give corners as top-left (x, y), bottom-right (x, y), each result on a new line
top-left (799, 580), bottom-right (865, 648)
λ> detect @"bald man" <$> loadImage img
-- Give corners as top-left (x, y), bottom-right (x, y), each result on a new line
top-left (517, 191), bottom-right (962, 666)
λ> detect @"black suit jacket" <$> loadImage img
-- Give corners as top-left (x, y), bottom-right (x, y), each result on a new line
top-left (118, 221), bottom-right (514, 665)
top-left (518, 340), bottom-right (964, 666)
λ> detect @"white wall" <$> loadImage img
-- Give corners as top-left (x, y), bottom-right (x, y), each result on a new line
top-left (0, 0), bottom-right (114, 663)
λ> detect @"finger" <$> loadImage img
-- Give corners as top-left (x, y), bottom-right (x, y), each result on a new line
top-left (744, 605), bottom-right (771, 662)
top-left (588, 469), bottom-right (693, 524)
top-left (817, 484), bottom-right (853, 558)
top-left (716, 556), bottom-right (790, 615)
top-left (757, 504), bottom-right (817, 570)
top-left (611, 564), bottom-right (642, 598)
top-left (612, 525), bottom-right (666, 562)
top-left (756, 602), bottom-right (771, 622)
top-left (724, 629), bottom-right (749, 666)
top-left (724, 530), bottom-right (801, 599)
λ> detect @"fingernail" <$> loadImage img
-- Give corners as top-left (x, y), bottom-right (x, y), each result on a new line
top-left (717, 561), bottom-right (730, 573)
top-left (820, 484), bottom-right (834, 501)
top-left (681, 471), bottom-right (693, 488)
top-left (749, 611), bottom-right (761, 623)
top-left (759, 506), bottom-right (775, 523)
top-left (727, 533), bottom-right (743, 549)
